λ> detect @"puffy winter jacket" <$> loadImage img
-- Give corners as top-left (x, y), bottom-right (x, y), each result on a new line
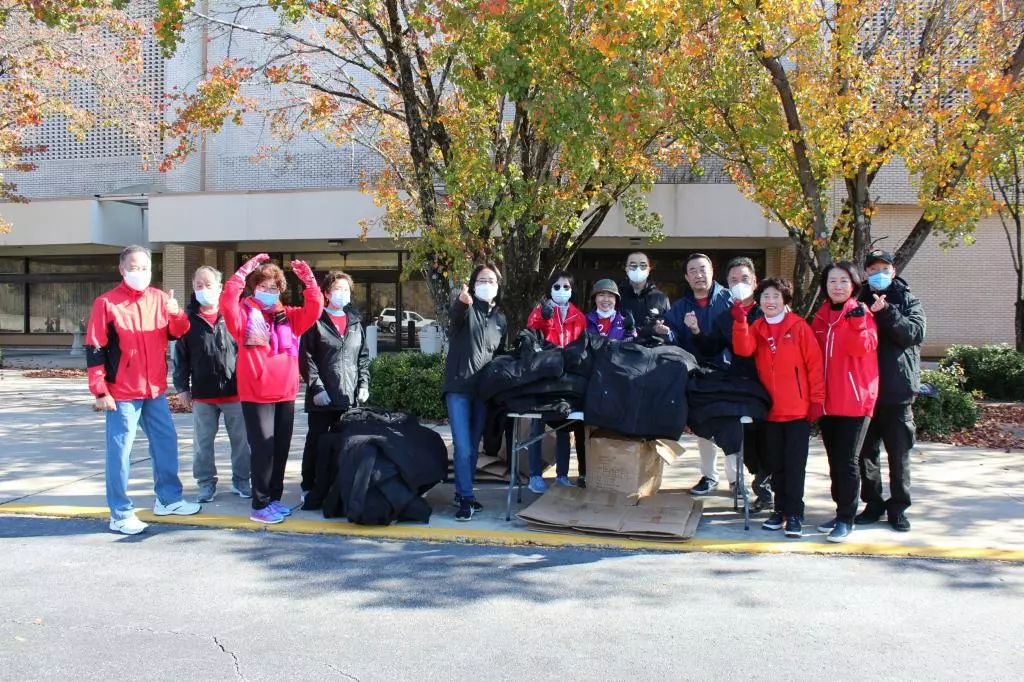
top-left (857, 277), bottom-right (926, 405)
top-left (618, 281), bottom-right (671, 329)
top-left (220, 274), bottom-right (323, 404)
top-left (733, 312), bottom-right (825, 422)
top-left (443, 298), bottom-right (507, 395)
top-left (86, 282), bottom-right (190, 401)
top-left (584, 341), bottom-right (698, 439)
top-left (527, 302), bottom-right (586, 348)
top-left (300, 309), bottom-right (370, 412)
top-left (811, 298), bottom-right (880, 417)
top-left (694, 303), bottom-right (763, 378)
top-left (172, 297), bottom-right (239, 400)
top-left (664, 282), bottom-right (734, 361)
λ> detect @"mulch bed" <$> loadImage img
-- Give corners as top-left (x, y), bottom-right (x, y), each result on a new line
top-left (924, 403), bottom-right (1024, 451)
top-left (19, 368), bottom-right (89, 379)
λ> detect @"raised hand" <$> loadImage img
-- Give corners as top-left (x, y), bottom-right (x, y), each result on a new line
top-left (237, 253), bottom-right (269, 278)
top-left (458, 283), bottom-right (472, 306)
top-left (291, 260), bottom-right (317, 288)
top-left (870, 294), bottom-right (888, 313)
top-left (730, 300), bottom-right (747, 323)
top-left (166, 289), bottom-right (180, 316)
top-left (540, 299), bottom-right (554, 320)
top-left (683, 311), bottom-right (700, 333)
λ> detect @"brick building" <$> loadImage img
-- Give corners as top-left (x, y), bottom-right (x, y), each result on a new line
top-left (0, 11), bottom-right (1015, 356)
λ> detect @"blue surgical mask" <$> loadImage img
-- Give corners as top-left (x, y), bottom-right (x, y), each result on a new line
top-left (551, 288), bottom-right (571, 305)
top-left (330, 292), bottom-right (350, 309)
top-left (195, 288), bottom-right (220, 307)
top-left (253, 291), bottom-right (280, 308)
top-left (867, 271), bottom-right (893, 291)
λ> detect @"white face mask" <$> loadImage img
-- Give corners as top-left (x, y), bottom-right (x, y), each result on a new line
top-left (551, 287), bottom-right (571, 305)
top-left (330, 291), bottom-right (350, 308)
top-left (730, 282), bottom-right (754, 302)
top-left (124, 271), bottom-right (151, 292)
top-left (627, 268), bottom-right (649, 284)
top-left (194, 287), bottom-right (220, 307)
top-left (474, 283), bottom-right (497, 302)
top-left (596, 308), bottom-right (616, 319)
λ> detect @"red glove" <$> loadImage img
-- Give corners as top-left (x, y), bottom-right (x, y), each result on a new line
top-left (807, 403), bottom-right (825, 423)
top-left (291, 260), bottom-right (317, 289)
top-left (730, 300), bottom-right (748, 323)
top-left (237, 253), bottom-right (269, 278)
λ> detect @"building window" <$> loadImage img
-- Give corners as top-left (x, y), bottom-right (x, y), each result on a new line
top-left (28, 282), bottom-right (112, 333)
top-left (0, 283), bottom-right (26, 333)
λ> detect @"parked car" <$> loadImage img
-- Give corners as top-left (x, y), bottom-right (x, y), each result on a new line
top-left (376, 308), bottom-right (436, 334)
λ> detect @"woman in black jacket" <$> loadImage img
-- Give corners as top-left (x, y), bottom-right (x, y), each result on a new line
top-left (299, 270), bottom-right (370, 499)
top-left (443, 264), bottom-right (507, 521)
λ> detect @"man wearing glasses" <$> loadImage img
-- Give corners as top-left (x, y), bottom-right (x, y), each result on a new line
top-left (619, 252), bottom-right (671, 335)
top-left (87, 245), bottom-right (201, 534)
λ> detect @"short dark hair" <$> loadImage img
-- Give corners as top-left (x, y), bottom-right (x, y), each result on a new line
top-left (245, 262), bottom-right (287, 293)
top-left (468, 263), bottom-right (502, 304)
top-left (819, 261), bottom-right (863, 298)
top-left (725, 257), bottom-right (756, 276)
top-left (119, 245), bottom-right (152, 266)
top-left (685, 252), bottom-right (712, 268)
top-left (755, 277), bottom-right (793, 305)
top-left (321, 270), bottom-right (354, 300)
top-left (626, 251), bottom-right (650, 265)
top-left (547, 270), bottom-right (575, 301)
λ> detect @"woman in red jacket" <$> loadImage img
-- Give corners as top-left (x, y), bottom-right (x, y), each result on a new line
top-left (811, 262), bottom-right (880, 543)
top-left (733, 277), bottom-right (825, 539)
top-left (221, 253), bottom-right (323, 525)
top-left (525, 270), bottom-right (587, 492)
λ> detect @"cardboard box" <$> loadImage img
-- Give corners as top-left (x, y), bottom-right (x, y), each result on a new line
top-left (585, 428), bottom-right (682, 500)
top-left (517, 485), bottom-right (703, 541)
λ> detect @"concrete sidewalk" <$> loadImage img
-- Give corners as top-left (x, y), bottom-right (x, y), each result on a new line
top-left (1, 368), bottom-right (1022, 560)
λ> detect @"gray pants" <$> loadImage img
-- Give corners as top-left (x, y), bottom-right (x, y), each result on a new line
top-left (192, 400), bottom-right (251, 488)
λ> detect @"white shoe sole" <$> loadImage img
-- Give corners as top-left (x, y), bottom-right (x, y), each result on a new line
top-left (784, 530), bottom-right (803, 538)
top-left (231, 486), bottom-right (252, 499)
top-left (153, 503), bottom-right (201, 516)
top-left (109, 520), bottom-right (147, 535)
top-left (826, 534), bottom-right (850, 543)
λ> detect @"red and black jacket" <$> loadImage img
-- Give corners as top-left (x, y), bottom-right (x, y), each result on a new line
top-left (86, 283), bottom-right (190, 401)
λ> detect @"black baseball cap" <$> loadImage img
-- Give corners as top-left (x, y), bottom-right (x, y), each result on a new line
top-left (864, 249), bottom-right (894, 268)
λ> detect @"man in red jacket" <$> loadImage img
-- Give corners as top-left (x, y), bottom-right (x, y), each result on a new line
top-left (86, 246), bottom-right (201, 534)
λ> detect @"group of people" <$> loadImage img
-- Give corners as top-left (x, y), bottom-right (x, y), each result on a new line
top-left (87, 248), bottom-right (369, 534)
top-left (444, 250), bottom-right (925, 543)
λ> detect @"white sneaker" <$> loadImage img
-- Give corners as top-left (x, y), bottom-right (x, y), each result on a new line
top-left (109, 515), bottom-right (148, 535)
top-left (153, 499), bottom-right (202, 516)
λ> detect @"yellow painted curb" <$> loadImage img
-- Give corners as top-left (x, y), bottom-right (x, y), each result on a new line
top-left (3, 503), bottom-right (1023, 562)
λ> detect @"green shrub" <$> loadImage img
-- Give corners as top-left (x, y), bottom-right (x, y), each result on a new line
top-left (368, 352), bottom-right (447, 421)
top-left (914, 366), bottom-right (979, 438)
top-left (940, 344), bottom-right (1024, 400)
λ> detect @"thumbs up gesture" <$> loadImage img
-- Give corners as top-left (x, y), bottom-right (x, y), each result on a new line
top-left (458, 283), bottom-right (472, 305)
top-left (166, 289), bottom-right (181, 316)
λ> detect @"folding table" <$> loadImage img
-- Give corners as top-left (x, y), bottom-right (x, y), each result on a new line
top-left (503, 411), bottom-right (585, 521)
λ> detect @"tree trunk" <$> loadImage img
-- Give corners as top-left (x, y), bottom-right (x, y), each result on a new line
top-left (1016, 299), bottom-right (1024, 354)
top-left (790, 241), bottom-right (824, 319)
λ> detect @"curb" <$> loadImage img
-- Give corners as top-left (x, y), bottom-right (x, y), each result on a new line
top-left (2, 504), bottom-right (1023, 562)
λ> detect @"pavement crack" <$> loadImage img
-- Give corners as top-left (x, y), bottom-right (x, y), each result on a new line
top-left (212, 635), bottom-right (245, 681)
top-left (324, 662), bottom-right (360, 681)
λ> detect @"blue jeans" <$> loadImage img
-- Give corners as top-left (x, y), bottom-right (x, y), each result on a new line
top-left (105, 394), bottom-right (185, 520)
top-left (446, 392), bottom-right (487, 499)
top-left (528, 420), bottom-right (571, 478)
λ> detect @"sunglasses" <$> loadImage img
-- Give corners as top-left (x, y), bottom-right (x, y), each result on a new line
top-left (552, 284), bottom-right (572, 291)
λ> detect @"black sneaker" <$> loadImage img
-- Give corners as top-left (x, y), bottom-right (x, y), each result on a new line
top-left (690, 476), bottom-right (718, 496)
top-left (455, 498), bottom-right (474, 522)
top-left (576, 476), bottom-right (586, 489)
top-left (784, 516), bottom-right (803, 538)
top-left (817, 517), bottom-right (838, 533)
top-left (750, 496), bottom-right (773, 514)
top-left (889, 511), bottom-right (911, 532)
top-left (827, 521), bottom-right (854, 543)
top-left (855, 504), bottom-right (886, 525)
top-left (762, 510), bottom-right (785, 530)
top-left (453, 495), bottom-right (483, 511)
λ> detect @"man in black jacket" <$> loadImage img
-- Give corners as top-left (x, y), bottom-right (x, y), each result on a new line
top-left (857, 250), bottom-right (926, 532)
top-left (693, 257), bottom-right (772, 510)
top-left (173, 266), bottom-right (251, 503)
top-left (619, 251), bottom-right (671, 334)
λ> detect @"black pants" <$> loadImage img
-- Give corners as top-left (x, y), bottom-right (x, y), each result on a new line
top-left (859, 403), bottom-right (915, 513)
top-left (301, 410), bottom-right (344, 493)
top-left (573, 423), bottom-right (587, 477)
top-left (819, 415), bottom-right (871, 523)
top-left (743, 421), bottom-right (772, 501)
top-left (762, 419), bottom-right (811, 518)
top-left (241, 401), bottom-right (295, 510)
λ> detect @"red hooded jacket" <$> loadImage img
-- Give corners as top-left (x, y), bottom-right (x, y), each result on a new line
top-left (811, 298), bottom-right (880, 417)
top-left (527, 302), bottom-right (586, 348)
top-left (86, 283), bottom-right (190, 401)
top-left (220, 274), bottom-right (323, 403)
top-left (733, 312), bottom-right (825, 422)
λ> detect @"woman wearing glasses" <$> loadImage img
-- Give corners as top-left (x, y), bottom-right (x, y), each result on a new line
top-left (525, 271), bottom-right (587, 492)
top-left (221, 253), bottom-right (323, 525)
top-left (443, 264), bottom-right (507, 521)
